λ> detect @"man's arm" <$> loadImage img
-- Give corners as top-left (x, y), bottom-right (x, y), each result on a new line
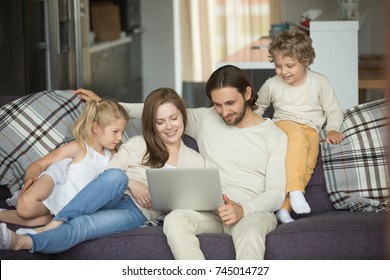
top-left (240, 132), bottom-right (287, 215)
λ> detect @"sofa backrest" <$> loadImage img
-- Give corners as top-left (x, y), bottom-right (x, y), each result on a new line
top-left (0, 95), bottom-right (18, 107)
top-left (1, 95), bottom-right (333, 214)
top-left (182, 134), bottom-right (199, 152)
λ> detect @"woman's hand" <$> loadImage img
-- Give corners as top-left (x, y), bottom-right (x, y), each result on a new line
top-left (325, 130), bottom-right (345, 144)
top-left (128, 179), bottom-right (152, 209)
top-left (74, 88), bottom-right (102, 102)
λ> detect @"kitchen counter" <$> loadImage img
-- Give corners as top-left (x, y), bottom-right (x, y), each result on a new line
top-left (216, 37), bottom-right (273, 69)
top-left (215, 37), bottom-right (275, 92)
top-left (89, 36), bottom-right (132, 54)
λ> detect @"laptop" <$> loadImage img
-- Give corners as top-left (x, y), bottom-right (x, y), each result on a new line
top-left (146, 167), bottom-right (224, 211)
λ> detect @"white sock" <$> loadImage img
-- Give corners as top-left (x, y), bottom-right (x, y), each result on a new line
top-left (15, 228), bottom-right (37, 235)
top-left (0, 208), bottom-right (5, 212)
top-left (275, 209), bottom-right (295, 224)
top-left (6, 190), bottom-right (20, 207)
top-left (0, 223), bottom-right (12, 250)
top-left (290, 191), bottom-right (311, 214)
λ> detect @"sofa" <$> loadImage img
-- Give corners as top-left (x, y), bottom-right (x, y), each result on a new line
top-left (0, 92), bottom-right (388, 260)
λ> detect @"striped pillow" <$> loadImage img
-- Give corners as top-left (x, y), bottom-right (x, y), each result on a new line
top-left (320, 98), bottom-right (389, 212)
top-left (0, 90), bottom-right (85, 194)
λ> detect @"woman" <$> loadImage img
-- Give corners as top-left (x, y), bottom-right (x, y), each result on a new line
top-left (0, 88), bottom-right (205, 253)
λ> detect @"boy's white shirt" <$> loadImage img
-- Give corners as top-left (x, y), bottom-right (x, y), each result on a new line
top-left (255, 69), bottom-right (344, 133)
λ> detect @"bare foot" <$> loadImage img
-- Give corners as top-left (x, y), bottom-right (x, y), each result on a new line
top-left (33, 219), bottom-right (64, 234)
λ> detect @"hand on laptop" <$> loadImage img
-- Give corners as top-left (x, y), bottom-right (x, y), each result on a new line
top-left (128, 179), bottom-right (152, 209)
top-left (218, 194), bottom-right (244, 226)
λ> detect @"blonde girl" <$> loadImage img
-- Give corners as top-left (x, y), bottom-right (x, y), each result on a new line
top-left (0, 99), bottom-right (129, 226)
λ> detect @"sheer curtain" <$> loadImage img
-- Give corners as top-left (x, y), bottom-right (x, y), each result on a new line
top-left (180, 0), bottom-right (214, 83)
top-left (180, 0), bottom-right (280, 84)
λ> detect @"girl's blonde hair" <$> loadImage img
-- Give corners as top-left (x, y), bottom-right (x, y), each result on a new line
top-left (72, 99), bottom-right (129, 150)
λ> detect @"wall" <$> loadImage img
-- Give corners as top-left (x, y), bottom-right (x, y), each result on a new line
top-left (310, 21), bottom-right (359, 109)
top-left (280, 0), bottom-right (386, 55)
top-left (358, 0), bottom-right (386, 54)
top-left (140, 0), bottom-right (179, 100)
top-left (280, 0), bottom-right (337, 23)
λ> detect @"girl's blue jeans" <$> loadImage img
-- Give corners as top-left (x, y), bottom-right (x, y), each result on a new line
top-left (29, 169), bottom-right (146, 254)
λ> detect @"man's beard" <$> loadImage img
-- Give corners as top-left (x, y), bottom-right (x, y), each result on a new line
top-left (222, 103), bottom-right (247, 126)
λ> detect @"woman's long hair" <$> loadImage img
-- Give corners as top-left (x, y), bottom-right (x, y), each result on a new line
top-left (142, 88), bottom-right (187, 168)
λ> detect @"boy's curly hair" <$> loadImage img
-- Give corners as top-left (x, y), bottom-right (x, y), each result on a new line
top-left (269, 28), bottom-right (316, 67)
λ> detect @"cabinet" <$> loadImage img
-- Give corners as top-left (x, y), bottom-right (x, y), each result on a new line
top-left (90, 37), bottom-right (142, 102)
top-left (310, 21), bottom-right (359, 109)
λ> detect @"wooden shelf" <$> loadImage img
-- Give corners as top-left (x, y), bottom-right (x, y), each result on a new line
top-left (358, 54), bottom-right (388, 103)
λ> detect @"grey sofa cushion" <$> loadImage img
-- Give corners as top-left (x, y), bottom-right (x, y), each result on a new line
top-left (0, 95), bottom-right (18, 107)
top-left (265, 211), bottom-right (386, 260)
top-left (51, 226), bottom-right (235, 260)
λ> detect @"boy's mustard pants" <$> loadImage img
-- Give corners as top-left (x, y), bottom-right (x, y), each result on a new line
top-left (275, 120), bottom-right (320, 212)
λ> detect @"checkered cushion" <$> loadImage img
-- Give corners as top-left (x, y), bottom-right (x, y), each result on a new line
top-left (0, 90), bottom-right (85, 194)
top-left (320, 98), bottom-right (389, 212)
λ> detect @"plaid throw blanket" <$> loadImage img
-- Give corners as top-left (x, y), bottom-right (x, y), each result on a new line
top-left (0, 90), bottom-right (85, 194)
top-left (320, 99), bottom-right (389, 212)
